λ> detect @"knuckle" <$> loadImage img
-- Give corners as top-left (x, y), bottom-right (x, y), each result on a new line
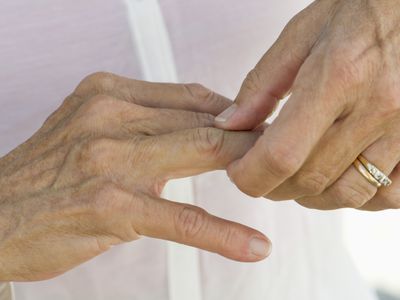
top-left (84, 71), bottom-right (115, 86)
top-left (242, 68), bottom-right (263, 94)
top-left (75, 71), bottom-right (116, 95)
top-left (333, 181), bottom-right (376, 208)
top-left (175, 205), bottom-right (208, 240)
top-left (193, 127), bottom-right (225, 159)
top-left (261, 141), bottom-right (303, 178)
top-left (292, 171), bottom-right (330, 196)
top-left (184, 83), bottom-right (213, 101)
top-left (68, 95), bottom-right (121, 138)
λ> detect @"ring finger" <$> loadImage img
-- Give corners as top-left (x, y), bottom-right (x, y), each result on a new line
top-left (296, 134), bottom-right (400, 209)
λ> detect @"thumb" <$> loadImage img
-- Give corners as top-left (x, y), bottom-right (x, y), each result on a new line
top-left (215, 1), bottom-right (327, 130)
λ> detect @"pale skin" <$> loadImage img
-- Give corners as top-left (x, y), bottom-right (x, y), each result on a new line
top-left (216, 0), bottom-right (400, 211)
top-left (0, 72), bottom-right (271, 281)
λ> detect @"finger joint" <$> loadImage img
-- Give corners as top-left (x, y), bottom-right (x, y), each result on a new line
top-left (193, 127), bottom-right (225, 160)
top-left (333, 180), bottom-right (376, 208)
top-left (292, 170), bottom-right (330, 196)
top-left (175, 205), bottom-right (208, 240)
top-left (261, 141), bottom-right (303, 178)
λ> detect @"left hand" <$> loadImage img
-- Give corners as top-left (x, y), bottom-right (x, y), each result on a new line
top-left (215, 0), bottom-right (400, 210)
top-left (0, 73), bottom-right (270, 281)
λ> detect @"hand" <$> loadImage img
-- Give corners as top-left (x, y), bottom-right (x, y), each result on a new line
top-left (0, 72), bottom-right (271, 281)
top-left (215, 0), bottom-right (400, 210)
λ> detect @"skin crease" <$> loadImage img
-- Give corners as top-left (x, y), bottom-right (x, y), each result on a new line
top-left (0, 72), bottom-right (271, 282)
top-left (216, 0), bottom-right (400, 211)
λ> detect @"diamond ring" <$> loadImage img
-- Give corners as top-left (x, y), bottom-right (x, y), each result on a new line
top-left (354, 155), bottom-right (392, 188)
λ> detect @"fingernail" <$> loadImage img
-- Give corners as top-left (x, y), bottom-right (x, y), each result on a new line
top-left (215, 104), bottom-right (237, 123)
top-left (249, 237), bottom-right (271, 258)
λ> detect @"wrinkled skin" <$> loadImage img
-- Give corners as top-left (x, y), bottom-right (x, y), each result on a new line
top-left (0, 72), bottom-right (271, 281)
top-left (217, 0), bottom-right (400, 210)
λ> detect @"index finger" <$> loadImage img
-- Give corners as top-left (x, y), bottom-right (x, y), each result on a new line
top-left (227, 55), bottom-right (345, 197)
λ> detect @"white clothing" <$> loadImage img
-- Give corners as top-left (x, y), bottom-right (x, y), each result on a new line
top-left (0, 1), bottom-right (377, 299)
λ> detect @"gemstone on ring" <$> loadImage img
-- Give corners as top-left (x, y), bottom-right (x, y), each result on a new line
top-left (358, 155), bottom-right (392, 187)
top-left (353, 159), bottom-right (382, 188)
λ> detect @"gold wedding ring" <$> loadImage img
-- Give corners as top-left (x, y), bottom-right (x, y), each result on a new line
top-left (353, 159), bottom-right (381, 188)
top-left (353, 155), bottom-right (392, 188)
top-left (358, 155), bottom-right (392, 187)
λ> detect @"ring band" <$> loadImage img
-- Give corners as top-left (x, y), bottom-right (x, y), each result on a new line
top-left (353, 159), bottom-right (382, 188)
top-left (357, 155), bottom-right (392, 187)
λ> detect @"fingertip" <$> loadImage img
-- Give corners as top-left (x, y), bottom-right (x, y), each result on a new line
top-left (214, 104), bottom-right (238, 127)
top-left (215, 98), bottom-right (276, 131)
top-left (248, 235), bottom-right (272, 261)
top-left (215, 107), bottom-right (256, 131)
top-left (220, 229), bottom-right (272, 262)
top-left (215, 101), bottom-right (266, 130)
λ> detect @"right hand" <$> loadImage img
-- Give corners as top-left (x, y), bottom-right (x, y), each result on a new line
top-left (0, 72), bottom-right (271, 281)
